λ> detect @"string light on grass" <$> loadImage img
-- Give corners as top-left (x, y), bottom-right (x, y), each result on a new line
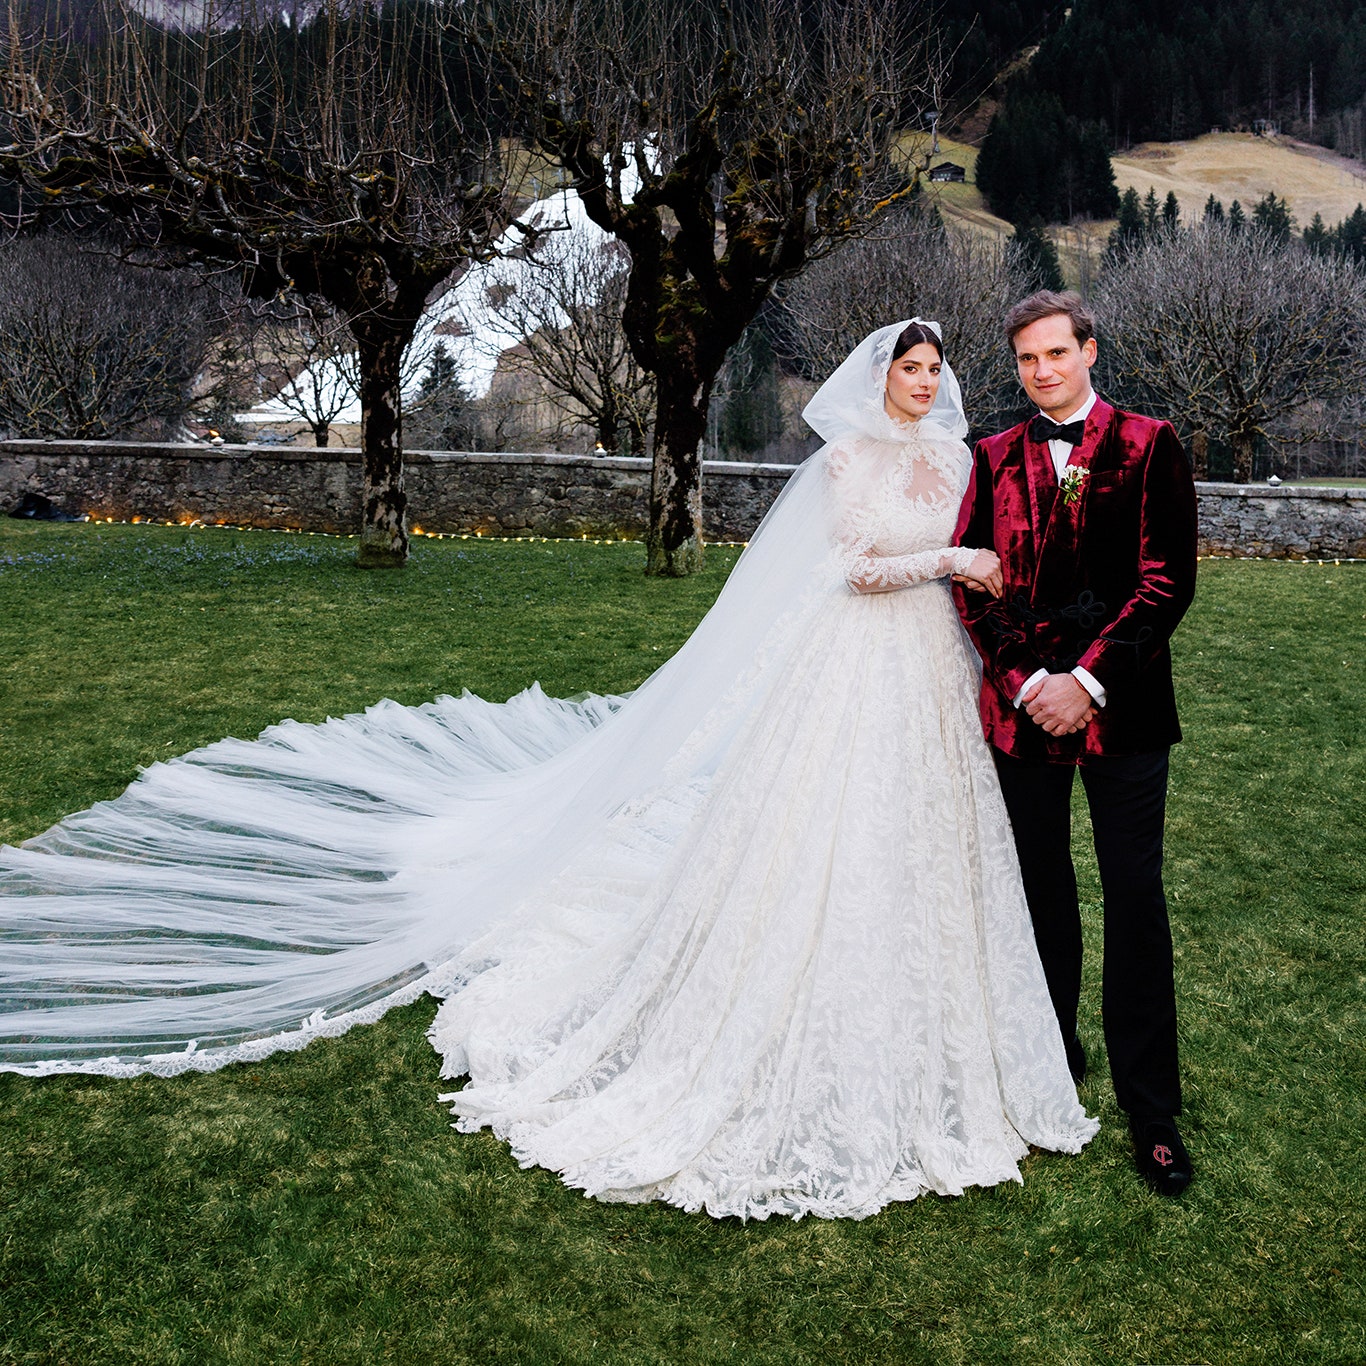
top-left (54, 516), bottom-right (747, 552)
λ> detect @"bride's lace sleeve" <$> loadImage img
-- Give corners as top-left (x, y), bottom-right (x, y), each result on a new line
top-left (845, 545), bottom-right (978, 593)
top-left (827, 443), bottom-right (978, 593)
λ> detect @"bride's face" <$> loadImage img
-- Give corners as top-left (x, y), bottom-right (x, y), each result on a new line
top-left (883, 343), bottom-right (942, 423)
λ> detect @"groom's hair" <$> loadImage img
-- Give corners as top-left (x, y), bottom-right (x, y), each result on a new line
top-left (1005, 291), bottom-right (1096, 352)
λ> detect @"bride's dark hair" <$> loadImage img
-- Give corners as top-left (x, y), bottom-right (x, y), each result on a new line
top-left (891, 321), bottom-right (944, 362)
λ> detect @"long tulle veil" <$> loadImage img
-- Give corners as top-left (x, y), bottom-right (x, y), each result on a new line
top-left (0, 320), bottom-right (968, 1076)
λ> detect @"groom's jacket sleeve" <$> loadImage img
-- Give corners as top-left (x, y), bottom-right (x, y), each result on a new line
top-left (1073, 420), bottom-right (1198, 693)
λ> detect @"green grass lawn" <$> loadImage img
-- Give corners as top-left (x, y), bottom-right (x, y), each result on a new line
top-left (1, 521), bottom-right (1363, 1365)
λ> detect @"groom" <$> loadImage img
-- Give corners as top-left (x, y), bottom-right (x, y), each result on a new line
top-left (952, 290), bottom-right (1198, 1196)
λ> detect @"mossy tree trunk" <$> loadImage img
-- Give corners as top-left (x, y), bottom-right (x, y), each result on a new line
top-left (647, 365), bottom-right (714, 575)
top-left (350, 316), bottom-right (410, 567)
top-left (332, 262), bottom-right (438, 567)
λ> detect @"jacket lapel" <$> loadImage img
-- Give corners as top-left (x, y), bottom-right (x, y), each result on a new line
top-left (1031, 398), bottom-right (1114, 605)
top-left (1023, 424), bottom-right (1057, 542)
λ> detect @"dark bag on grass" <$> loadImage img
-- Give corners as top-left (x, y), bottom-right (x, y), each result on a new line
top-left (9, 492), bottom-right (81, 522)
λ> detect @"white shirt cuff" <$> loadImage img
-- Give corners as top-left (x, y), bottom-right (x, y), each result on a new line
top-left (1012, 668), bottom-right (1049, 708)
top-left (1071, 666), bottom-right (1107, 707)
top-left (1013, 666), bottom-right (1107, 708)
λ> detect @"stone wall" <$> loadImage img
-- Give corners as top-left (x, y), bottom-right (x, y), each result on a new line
top-left (0, 441), bottom-right (786, 544)
top-left (1193, 482), bottom-right (1366, 560)
top-left (2, 440), bottom-right (1364, 558)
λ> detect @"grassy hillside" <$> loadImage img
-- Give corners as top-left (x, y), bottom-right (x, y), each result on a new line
top-left (914, 135), bottom-right (1014, 239)
top-left (1112, 132), bottom-right (1366, 229)
top-left (920, 130), bottom-right (1366, 289)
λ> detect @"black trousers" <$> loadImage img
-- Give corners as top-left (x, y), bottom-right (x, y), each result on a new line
top-left (992, 746), bottom-right (1181, 1119)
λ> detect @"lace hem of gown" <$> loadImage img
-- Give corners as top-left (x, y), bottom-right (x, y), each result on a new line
top-left (2, 975), bottom-right (439, 1078)
top-left (444, 1106), bottom-right (1097, 1223)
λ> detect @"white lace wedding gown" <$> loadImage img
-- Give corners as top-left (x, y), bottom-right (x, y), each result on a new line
top-left (425, 432), bottom-right (1096, 1218)
top-left (0, 322), bottom-right (1097, 1220)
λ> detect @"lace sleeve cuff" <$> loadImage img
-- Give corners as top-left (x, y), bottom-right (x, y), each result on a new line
top-left (948, 546), bottom-right (979, 576)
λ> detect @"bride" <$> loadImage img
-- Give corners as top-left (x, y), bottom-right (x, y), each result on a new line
top-left (0, 320), bottom-right (1097, 1220)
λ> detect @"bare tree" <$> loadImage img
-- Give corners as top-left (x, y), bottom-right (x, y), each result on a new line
top-left (473, 0), bottom-right (939, 574)
top-left (1092, 224), bottom-right (1366, 481)
top-left (239, 296), bottom-right (359, 448)
top-left (469, 227), bottom-right (655, 454)
top-left (1, 0), bottom-right (516, 564)
top-left (0, 233), bottom-right (216, 438)
top-left (781, 206), bottom-right (1034, 436)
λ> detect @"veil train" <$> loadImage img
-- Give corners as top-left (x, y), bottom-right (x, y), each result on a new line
top-left (0, 321), bottom-right (962, 1079)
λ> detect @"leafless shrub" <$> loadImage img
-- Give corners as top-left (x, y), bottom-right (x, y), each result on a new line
top-left (0, 235), bottom-right (216, 438)
top-left (1093, 224), bottom-right (1366, 480)
top-left (237, 297), bottom-right (359, 448)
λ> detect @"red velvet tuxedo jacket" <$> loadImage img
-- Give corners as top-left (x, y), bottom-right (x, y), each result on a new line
top-left (952, 398), bottom-right (1198, 763)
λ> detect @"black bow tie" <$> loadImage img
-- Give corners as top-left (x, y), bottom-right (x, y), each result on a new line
top-left (1030, 415), bottom-right (1087, 445)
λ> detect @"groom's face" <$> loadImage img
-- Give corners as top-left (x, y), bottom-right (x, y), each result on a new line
top-left (1012, 314), bottom-right (1098, 419)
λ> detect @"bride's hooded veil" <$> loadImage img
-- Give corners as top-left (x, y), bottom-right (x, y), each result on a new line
top-left (0, 321), bottom-right (969, 1076)
top-left (803, 318), bottom-right (967, 447)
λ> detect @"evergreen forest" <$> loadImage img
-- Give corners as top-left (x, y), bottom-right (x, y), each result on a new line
top-left (1022, 0), bottom-right (1366, 146)
top-left (963, 0), bottom-right (1366, 226)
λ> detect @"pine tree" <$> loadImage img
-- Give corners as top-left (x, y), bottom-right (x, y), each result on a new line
top-left (1075, 121), bottom-right (1121, 219)
top-left (1204, 194), bottom-right (1225, 224)
top-left (1012, 218), bottom-right (1066, 292)
top-left (1162, 191), bottom-right (1180, 230)
top-left (1336, 204), bottom-right (1366, 263)
top-left (1302, 211), bottom-right (1330, 253)
top-left (418, 342), bottom-right (464, 402)
top-left (1252, 192), bottom-right (1295, 244)
top-left (1143, 186), bottom-right (1160, 236)
top-left (975, 95), bottom-right (1043, 224)
top-left (1106, 187), bottom-right (1146, 259)
top-left (1228, 199), bottom-right (1246, 234)
top-left (977, 89), bottom-right (1118, 226)
top-left (406, 342), bottom-right (479, 451)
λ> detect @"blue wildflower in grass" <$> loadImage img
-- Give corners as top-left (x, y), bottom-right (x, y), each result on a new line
top-left (0, 551), bottom-right (77, 570)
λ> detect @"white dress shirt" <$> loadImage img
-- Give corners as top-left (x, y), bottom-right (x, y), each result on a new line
top-left (1013, 389), bottom-right (1107, 710)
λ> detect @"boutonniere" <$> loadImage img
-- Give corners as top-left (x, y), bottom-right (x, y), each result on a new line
top-left (1059, 466), bottom-right (1089, 506)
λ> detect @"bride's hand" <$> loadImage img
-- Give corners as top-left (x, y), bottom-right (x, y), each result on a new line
top-left (955, 549), bottom-right (1003, 598)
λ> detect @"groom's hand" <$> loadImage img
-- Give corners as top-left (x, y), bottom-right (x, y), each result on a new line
top-left (1023, 674), bottom-right (1096, 736)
